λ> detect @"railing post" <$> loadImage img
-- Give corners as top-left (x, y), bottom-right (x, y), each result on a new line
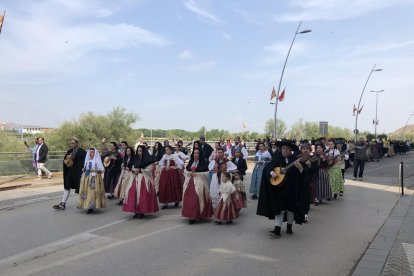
top-left (400, 161), bottom-right (404, 196)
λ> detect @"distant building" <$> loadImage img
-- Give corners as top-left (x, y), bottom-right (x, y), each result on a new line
top-left (1, 122), bottom-right (54, 134)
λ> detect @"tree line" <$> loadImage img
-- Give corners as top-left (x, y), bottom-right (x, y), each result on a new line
top-left (0, 106), bottom-right (399, 153)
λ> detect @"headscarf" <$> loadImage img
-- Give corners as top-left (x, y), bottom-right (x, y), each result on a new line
top-left (186, 148), bottom-right (208, 172)
top-left (152, 142), bottom-right (164, 162)
top-left (83, 148), bottom-right (104, 176)
top-left (135, 145), bottom-right (155, 169)
top-left (123, 147), bottom-right (135, 169)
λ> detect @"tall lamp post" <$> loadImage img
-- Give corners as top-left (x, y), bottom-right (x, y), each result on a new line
top-left (370, 89), bottom-right (385, 138)
top-left (354, 64), bottom-right (382, 141)
top-left (273, 21), bottom-right (311, 139)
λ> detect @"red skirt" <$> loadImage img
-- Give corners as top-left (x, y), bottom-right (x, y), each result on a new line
top-left (214, 194), bottom-right (239, 221)
top-left (158, 168), bottom-right (183, 204)
top-left (233, 191), bottom-right (245, 210)
top-left (122, 176), bottom-right (159, 214)
top-left (182, 177), bottom-right (212, 219)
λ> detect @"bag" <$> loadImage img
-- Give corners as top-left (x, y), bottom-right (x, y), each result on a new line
top-left (355, 147), bottom-right (366, 160)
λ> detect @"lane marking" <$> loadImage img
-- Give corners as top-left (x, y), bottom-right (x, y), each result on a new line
top-left (21, 224), bottom-right (184, 275)
top-left (208, 248), bottom-right (278, 262)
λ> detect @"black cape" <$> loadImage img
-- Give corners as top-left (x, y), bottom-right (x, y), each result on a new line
top-left (256, 154), bottom-right (305, 224)
top-left (63, 147), bottom-right (87, 193)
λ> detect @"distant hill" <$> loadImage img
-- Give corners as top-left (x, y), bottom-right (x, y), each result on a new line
top-left (390, 124), bottom-right (414, 137)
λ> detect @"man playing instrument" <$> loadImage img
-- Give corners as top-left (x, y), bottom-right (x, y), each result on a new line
top-left (256, 140), bottom-right (306, 238)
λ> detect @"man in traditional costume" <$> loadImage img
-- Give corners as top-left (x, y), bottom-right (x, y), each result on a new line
top-left (257, 140), bottom-right (306, 238)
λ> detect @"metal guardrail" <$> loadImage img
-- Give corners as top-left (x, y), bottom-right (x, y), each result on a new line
top-left (0, 151), bottom-right (66, 161)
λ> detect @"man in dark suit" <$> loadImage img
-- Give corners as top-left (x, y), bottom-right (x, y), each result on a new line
top-left (35, 137), bottom-right (52, 179)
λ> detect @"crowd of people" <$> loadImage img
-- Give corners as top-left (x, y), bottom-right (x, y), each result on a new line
top-left (37, 134), bottom-right (412, 238)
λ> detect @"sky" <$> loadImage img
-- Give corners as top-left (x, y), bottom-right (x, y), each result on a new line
top-left (0, 0), bottom-right (413, 135)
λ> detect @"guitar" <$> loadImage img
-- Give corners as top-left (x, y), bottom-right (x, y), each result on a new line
top-left (65, 154), bottom-right (74, 168)
top-left (270, 154), bottom-right (320, 186)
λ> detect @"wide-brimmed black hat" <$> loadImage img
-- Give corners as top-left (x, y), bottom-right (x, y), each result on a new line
top-left (275, 140), bottom-right (299, 151)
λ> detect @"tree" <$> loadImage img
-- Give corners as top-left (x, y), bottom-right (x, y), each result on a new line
top-left (48, 107), bottom-right (139, 150)
top-left (264, 118), bottom-right (286, 138)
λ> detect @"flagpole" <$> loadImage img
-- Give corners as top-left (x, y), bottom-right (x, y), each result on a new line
top-left (0, 10), bottom-right (5, 35)
top-left (370, 89), bottom-right (384, 139)
top-left (273, 21), bottom-right (311, 139)
top-left (354, 64), bottom-right (383, 142)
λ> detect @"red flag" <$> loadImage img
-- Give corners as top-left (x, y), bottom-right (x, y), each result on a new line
top-left (278, 88), bottom-right (285, 101)
top-left (0, 11), bottom-right (5, 34)
top-left (270, 87), bottom-right (276, 100)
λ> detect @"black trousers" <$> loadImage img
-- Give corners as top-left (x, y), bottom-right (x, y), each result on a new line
top-left (353, 159), bottom-right (365, 178)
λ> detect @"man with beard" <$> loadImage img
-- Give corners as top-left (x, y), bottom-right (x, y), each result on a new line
top-left (256, 140), bottom-right (306, 238)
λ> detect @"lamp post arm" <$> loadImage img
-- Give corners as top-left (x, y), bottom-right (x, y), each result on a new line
top-left (354, 64), bottom-right (377, 141)
top-left (273, 20), bottom-right (302, 139)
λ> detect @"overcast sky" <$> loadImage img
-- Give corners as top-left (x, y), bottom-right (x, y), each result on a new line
top-left (0, 0), bottom-right (413, 134)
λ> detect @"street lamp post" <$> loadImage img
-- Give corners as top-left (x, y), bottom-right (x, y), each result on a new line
top-left (273, 21), bottom-right (311, 139)
top-left (370, 89), bottom-right (385, 138)
top-left (354, 64), bottom-right (382, 141)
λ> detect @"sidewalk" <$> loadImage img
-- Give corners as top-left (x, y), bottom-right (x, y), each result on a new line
top-left (352, 189), bottom-right (414, 276)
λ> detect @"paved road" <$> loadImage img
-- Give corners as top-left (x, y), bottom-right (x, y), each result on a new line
top-left (0, 153), bottom-right (413, 276)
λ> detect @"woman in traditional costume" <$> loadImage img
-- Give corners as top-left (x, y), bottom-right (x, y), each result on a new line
top-left (208, 148), bottom-right (237, 210)
top-left (151, 142), bottom-right (164, 193)
top-left (182, 149), bottom-right (213, 224)
top-left (327, 140), bottom-right (344, 199)
top-left (314, 144), bottom-right (332, 205)
top-left (249, 142), bottom-right (272, 200)
top-left (114, 147), bottom-right (134, 205)
top-left (122, 145), bottom-right (159, 218)
top-left (214, 172), bottom-right (238, 224)
top-left (158, 145), bottom-right (185, 209)
top-left (78, 148), bottom-right (106, 214)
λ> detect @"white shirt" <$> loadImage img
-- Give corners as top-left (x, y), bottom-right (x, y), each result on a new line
top-left (36, 144), bottom-right (43, 161)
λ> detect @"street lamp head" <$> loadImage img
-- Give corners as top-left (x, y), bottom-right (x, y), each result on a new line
top-left (297, 29), bottom-right (312, 34)
top-left (373, 69), bottom-right (383, 72)
top-left (370, 90), bottom-right (385, 92)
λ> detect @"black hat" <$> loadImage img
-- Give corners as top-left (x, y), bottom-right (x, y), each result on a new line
top-left (275, 140), bottom-right (299, 152)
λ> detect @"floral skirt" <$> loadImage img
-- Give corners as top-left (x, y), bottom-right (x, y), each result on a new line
top-left (78, 174), bottom-right (106, 210)
top-left (329, 164), bottom-right (344, 194)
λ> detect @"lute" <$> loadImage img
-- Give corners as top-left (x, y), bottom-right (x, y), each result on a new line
top-left (270, 154), bottom-right (319, 186)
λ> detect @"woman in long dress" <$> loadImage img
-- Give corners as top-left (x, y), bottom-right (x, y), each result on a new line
top-left (122, 145), bottom-right (159, 218)
top-left (326, 140), bottom-right (344, 199)
top-left (214, 172), bottom-right (238, 224)
top-left (249, 143), bottom-right (272, 200)
top-left (314, 144), bottom-right (332, 205)
top-left (182, 149), bottom-right (213, 224)
top-left (78, 148), bottom-right (106, 214)
top-left (158, 145), bottom-right (185, 209)
top-left (208, 148), bottom-right (237, 210)
top-left (151, 142), bottom-right (164, 193)
top-left (102, 142), bottom-right (122, 199)
top-left (114, 147), bottom-right (134, 205)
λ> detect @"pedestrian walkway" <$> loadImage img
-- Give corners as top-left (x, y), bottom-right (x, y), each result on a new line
top-left (352, 190), bottom-right (414, 276)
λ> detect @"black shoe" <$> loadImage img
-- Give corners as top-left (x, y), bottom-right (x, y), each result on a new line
top-left (339, 191), bottom-right (344, 197)
top-left (225, 220), bottom-right (233, 224)
top-left (133, 213), bottom-right (139, 219)
top-left (189, 219), bottom-right (195, 225)
top-left (174, 202), bottom-right (179, 208)
top-left (215, 221), bottom-right (223, 225)
top-left (314, 201), bottom-right (319, 206)
top-left (251, 194), bottom-right (258, 200)
top-left (334, 194), bottom-right (338, 199)
top-left (287, 224), bottom-right (293, 234)
top-left (53, 202), bottom-right (65, 210)
top-left (269, 226), bottom-right (281, 238)
top-left (117, 200), bottom-right (123, 206)
top-left (86, 209), bottom-right (94, 214)
top-left (161, 205), bottom-right (169, 210)
top-left (138, 213), bottom-right (144, 219)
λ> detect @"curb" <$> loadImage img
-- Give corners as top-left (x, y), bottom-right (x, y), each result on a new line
top-left (351, 192), bottom-right (414, 276)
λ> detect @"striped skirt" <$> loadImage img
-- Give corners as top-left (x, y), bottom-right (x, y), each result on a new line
top-left (316, 169), bottom-right (332, 200)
